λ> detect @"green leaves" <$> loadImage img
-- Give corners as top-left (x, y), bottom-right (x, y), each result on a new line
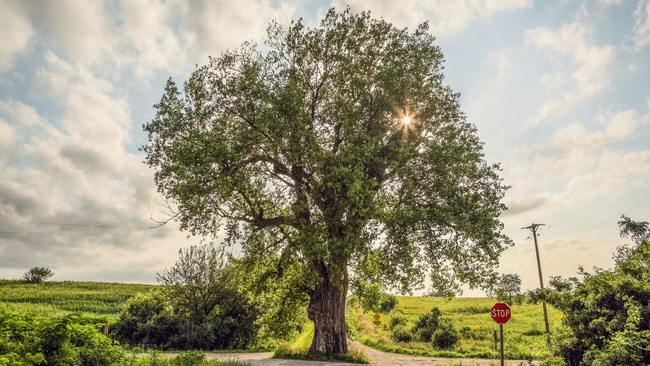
top-left (535, 218), bottom-right (650, 365)
top-left (143, 8), bottom-right (510, 299)
top-left (0, 310), bottom-right (124, 366)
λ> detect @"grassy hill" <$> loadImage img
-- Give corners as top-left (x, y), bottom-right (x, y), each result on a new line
top-left (0, 280), bottom-right (154, 318)
top-left (346, 296), bottom-right (560, 360)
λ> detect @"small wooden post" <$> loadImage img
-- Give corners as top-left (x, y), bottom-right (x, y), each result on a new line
top-left (499, 324), bottom-right (504, 366)
top-left (493, 329), bottom-right (498, 351)
top-left (101, 325), bottom-right (108, 336)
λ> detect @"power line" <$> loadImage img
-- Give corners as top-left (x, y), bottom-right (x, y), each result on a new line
top-left (550, 167), bottom-right (650, 227)
top-left (0, 219), bottom-right (178, 231)
top-left (0, 231), bottom-right (185, 237)
top-left (582, 167), bottom-right (650, 209)
top-left (510, 235), bottom-right (531, 274)
top-left (589, 198), bottom-right (650, 228)
top-left (546, 227), bottom-right (618, 233)
top-left (514, 242), bottom-right (530, 275)
top-left (549, 224), bottom-right (618, 230)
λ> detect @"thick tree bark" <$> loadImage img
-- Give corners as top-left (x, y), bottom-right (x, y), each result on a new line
top-left (307, 265), bottom-right (349, 355)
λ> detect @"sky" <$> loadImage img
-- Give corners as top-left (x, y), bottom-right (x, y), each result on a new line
top-left (0, 0), bottom-right (649, 296)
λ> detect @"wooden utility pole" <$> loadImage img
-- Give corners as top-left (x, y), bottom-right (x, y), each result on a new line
top-left (522, 223), bottom-right (550, 345)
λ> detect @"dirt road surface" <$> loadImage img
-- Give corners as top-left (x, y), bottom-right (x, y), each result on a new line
top-left (197, 342), bottom-right (532, 365)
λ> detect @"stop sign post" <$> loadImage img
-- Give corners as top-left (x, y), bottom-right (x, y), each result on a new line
top-left (491, 303), bottom-right (511, 366)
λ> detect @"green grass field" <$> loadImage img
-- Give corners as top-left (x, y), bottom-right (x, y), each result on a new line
top-left (346, 296), bottom-right (560, 360)
top-left (0, 280), bottom-right (154, 318)
top-left (1, 281), bottom-right (558, 360)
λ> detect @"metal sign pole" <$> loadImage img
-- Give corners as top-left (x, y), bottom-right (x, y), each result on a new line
top-left (500, 323), bottom-right (504, 366)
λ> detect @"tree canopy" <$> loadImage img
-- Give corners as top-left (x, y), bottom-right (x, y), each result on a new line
top-left (495, 273), bottom-right (523, 305)
top-left (143, 8), bottom-right (511, 354)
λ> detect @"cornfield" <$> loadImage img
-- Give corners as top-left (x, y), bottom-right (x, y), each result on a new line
top-left (0, 280), bottom-right (155, 317)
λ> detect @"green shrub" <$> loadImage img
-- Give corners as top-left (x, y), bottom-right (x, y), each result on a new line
top-left (113, 291), bottom-right (182, 349)
top-left (390, 325), bottom-right (413, 343)
top-left (389, 316), bottom-right (407, 330)
top-left (411, 307), bottom-right (458, 349)
top-left (431, 321), bottom-right (459, 350)
top-left (413, 307), bottom-right (443, 342)
top-left (113, 290), bottom-right (260, 351)
top-left (379, 294), bottom-right (398, 313)
top-left (526, 217), bottom-right (650, 365)
top-left (522, 328), bottom-right (544, 336)
top-left (0, 310), bottom-right (126, 366)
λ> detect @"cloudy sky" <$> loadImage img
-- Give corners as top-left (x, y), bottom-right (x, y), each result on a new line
top-left (0, 0), bottom-right (649, 295)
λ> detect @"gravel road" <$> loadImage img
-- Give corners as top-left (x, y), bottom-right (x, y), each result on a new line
top-left (193, 342), bottom-right (533, 366)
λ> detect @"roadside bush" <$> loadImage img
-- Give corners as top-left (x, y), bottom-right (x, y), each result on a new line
top-left (390, 325), bottom-right (413, 343)
top-left (115, 245), bottom-right (262, 351)
top-left (388, 316), bottom-right (407, 330)
top-left (528, 216), bottom-right (650, 365)
top-left (22, 267), bottom-right (54, 283)
top-left (412, 307), bottom-right (459, 349)
top-left (413, 307), bottom-right (442, 342)
top-left (113, 289), bottom-right (260, 350)
top-left (113, 291), bottom-right (181, 349)
top-left (431, 321), bottom-right (459, 350)
top-left (0, 310), bottom-right (125, 366)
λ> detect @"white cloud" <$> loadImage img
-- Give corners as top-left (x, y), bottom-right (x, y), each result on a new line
top-left (600, 0), bottom-right (622, 6)
top-left (487, 52), bottom-right (511, 78)
top-left (175, 0), bottom-right (296, 62)
top-left (331, 0), bottom-right (532, 35)
top-left (0, 120), bottom-right (14, 160)
top-left (631, 0), bottom-right (650, 51)
top-left (526, 21), bottom-right (615, 123)
top-left (0, 99), bottom-right (45, 127)
top-left (0, 53), bottom-right (198, 278)
top-left (119, 0), bottom-right (187, 78)
top-left (22, 0), bottom-right (119, 67)
top-left (504, 104), bottom-right (650, 223)
top-left (0, 1), bottom-right (33, 73)
top-left (34, 52), bottom-right (131, 153)
top-left (8, 0), bottom-right (295, 81)
top-left (550, 109), bottom-right (644, 153)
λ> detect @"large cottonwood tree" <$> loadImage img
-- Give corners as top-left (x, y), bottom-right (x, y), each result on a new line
top-left (143, 9), bottom-right (512, 355)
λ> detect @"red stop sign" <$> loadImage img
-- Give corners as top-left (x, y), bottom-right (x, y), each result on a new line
top-left (491, 303), bottom-right (511, 324)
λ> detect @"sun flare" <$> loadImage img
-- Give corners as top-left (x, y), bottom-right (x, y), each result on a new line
top-left (403, 116), bottom-right (411, 124)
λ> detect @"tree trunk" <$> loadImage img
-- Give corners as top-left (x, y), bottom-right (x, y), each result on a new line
top-left (307, 267), bottom-right (348, 355)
